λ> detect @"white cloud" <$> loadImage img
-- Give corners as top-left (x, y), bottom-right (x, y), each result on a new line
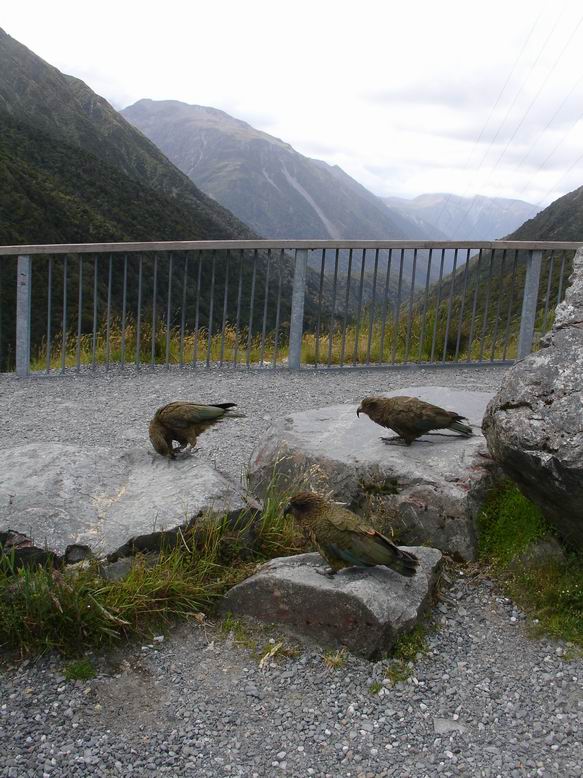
top-left (3, 0), bottom-right (583, 206)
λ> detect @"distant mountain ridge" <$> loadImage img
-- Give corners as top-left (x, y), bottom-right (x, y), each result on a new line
top-left (383, 193), bottom-right (539, 241)
top-left (121, 99), bottom-right (443, 243)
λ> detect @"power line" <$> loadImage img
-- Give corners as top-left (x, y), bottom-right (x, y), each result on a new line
top-left (431, 7), bottom-right (545, 231)
top-left (452, 8), bottom-right (583, 235)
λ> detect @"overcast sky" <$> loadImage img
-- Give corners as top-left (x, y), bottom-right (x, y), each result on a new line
top-left (4, 0), bottom-right (583, 207)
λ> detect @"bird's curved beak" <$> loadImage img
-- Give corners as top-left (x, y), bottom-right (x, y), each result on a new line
top-left (356, 406), bottom-right (362, 417)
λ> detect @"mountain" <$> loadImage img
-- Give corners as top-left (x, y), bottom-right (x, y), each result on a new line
top-left (506, 185), bottom-right (583, 241)
top-left (0, 28), bottom-right (256, 244)
top-left (383, 193), bottom-right (539, 241)
top-left (0, 29), bottom-right (314, 370)
top-left (121, 99), bottom-right (437, 244)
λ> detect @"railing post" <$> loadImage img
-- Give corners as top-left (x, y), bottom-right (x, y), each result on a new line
top-left (517, 249), bottom-right (543, 360)
top-left (288, 248), bottom-right (309, 369)
top-left (16, 255), bottom-right (32, 377)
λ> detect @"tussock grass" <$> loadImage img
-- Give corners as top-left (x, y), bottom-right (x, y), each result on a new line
top-left (0, 482), bottom-right (302, 658)
top-left (478, 482), bottom-right (583, 646)
top-left (30, 291), bottom-right (556, 372)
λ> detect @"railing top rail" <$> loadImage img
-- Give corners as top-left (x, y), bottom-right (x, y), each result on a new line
top-left (1, 239), bottom-right (582, 256)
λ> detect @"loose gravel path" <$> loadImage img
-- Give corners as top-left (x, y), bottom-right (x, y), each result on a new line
top-left (1, 366), bottom-right (582, 777)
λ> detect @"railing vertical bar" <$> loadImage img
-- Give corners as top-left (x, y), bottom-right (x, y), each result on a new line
top-left (404, 248), bottom-right (418, 363)
top-left (517, 249), bottom-right (543, 359)
top-left (466, 249), bottom-right (483, 362)
top-left (259, 249), bottom-right (271, 367)
top-left (314, 249), bottom-right (326, 368)
top-left (352, 249), bottom-right (367, 366)
top-left (192, 253), bottom-right (202, 367)
top-left (441, 249), bottom-right (458, 363)
top-left (233, 250), bottom-right (244, 367)
top-left (454, 248), bottom-right (471, 361)
top-left (541, 251), bottom-right (555, 334)
top-left (478, 250), bottom-right (496, 362)
top-left (429, 249), bottom-right (445, 363)
top-left (390, 249), bottom-right (405, 364)
top-left (219, 250), bottom-right (230, 367)
top-left (165, 254), bottom-right (173, 369)
top-left (366, 248), bottom-right (380, 365)
top-left (556, 251), bottom-right (567, 304)
top-left (379, 249), bottom-right (393, 363)
top-left (60, 255), bottom-right (68, 374)
top-left (120, 254), bottom-right (128, 369)
top-left (15, 255), bottom-right (32, 377)
top-left (339, 249), bottom-right (353, 366)
top-left (489, 249), bottom-right (507, 361)
top-left (327, 248), bottom-right (340, 367)
top-left (206, 251), bottom-right (216, 367)
top-left (46, 256), bottom-right (53, 373)
top-left (502, 250), bottom-right (519, 361)
top-left (136, 255), bottom-right (143, 370)
top-left (75, 256), bottom-right (83, 372)
top-left (246, 249), bottom-right (257, 368)
top-left (91, 256), bottom-right (97, 370)
top-left (179, 254), bottom-right (188, 367)
top-left (105, 255), bottom-right (112, 371)
top-left (151, 254), bottom-right (158, 368)
top-left (272, 250), bottom-right (283, 368)
top-left (418, 248), bottom-right (433, 361)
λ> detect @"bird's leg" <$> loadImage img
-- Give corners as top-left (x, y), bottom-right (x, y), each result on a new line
top-left (315, 567), bottom-right (336, 578)
top-left (380, 435), bottom-right (405, 445)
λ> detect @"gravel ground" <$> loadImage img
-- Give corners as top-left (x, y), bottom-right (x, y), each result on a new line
top-left (0, 364), bottom-right (507, 485)
top-left (1, 365), bottom-right (582, 777)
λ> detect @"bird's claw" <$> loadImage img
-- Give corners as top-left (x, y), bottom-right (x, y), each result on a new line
top-left (315, 567), bottom-right (335, 578)
top-left (380, 436), bottom-right (404, 445)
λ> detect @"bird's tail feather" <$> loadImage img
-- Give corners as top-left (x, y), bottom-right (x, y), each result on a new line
top-left (391, 547), bottom-right (419, 578)
top-left (450, 420), bottom-right (473, 436)
top-left (212, 402), bottom-right (237, 410)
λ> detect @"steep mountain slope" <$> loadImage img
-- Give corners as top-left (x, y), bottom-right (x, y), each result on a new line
top-left (506, 185), bottom-right (583, 241)
top-left (383, 193), bottom-right (539, 241)
top-left (0, 28), bottom-right (254, 241)
top-left (121, 99), bottom-right (433, 242)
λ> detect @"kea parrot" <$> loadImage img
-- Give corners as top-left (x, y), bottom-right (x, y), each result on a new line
top-left (149, 401), bottom-right (239, 458)
top-left (357, 395), bottom-right (473, 445)
top-left (284, 492), bottom-right (418, 577)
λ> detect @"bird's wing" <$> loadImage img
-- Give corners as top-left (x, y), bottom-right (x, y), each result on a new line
top-left (158, 402), bottom-right (227, 428)
top-left (386, 397), bottom-right (456, 433)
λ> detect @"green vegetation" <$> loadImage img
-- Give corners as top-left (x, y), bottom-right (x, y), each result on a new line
top-left (368, 681), bottom-right (383, 694)
top-left (392, 626), bottom-right (429, 663)
top-left (479, 483), bottom-right (583, 645)
top-left (322, 648), bottom-right (348, 669)
top-left (0, 484), bottom-right (303, 658)
top-left (384, 660), bottom-right (413, 686)
top-left (63, 658), bottom-right (96, 681)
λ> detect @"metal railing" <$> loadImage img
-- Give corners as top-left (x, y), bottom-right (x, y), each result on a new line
top-left (0, 240), bottom-right (580, 376)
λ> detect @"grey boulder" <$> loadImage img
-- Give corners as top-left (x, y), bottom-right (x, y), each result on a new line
top-left (248, 386), bottom-right (501, 560)
top-left (222, 547), bottom-right (442, 659)
top-left (483, 248), bottom-right (583, 549)
top-left (0, 443), bottom-right (246, 557)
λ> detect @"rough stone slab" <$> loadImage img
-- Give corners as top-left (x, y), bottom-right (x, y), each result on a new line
top-left (0, 443), bottom-right (246, 557)
top-left (222, 548), bottom-right (442, 659)
top-left (249, 386), bottom-right (501, 560)
top-left (483, 249), bottom-right (583, 550)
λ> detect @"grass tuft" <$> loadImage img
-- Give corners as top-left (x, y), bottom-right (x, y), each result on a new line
top-left (478, 482), bottom-right (583, 646)
top-left (63, 657), bottom-right (96, 681)
top-left (322, 648), bottom-right (347, 669)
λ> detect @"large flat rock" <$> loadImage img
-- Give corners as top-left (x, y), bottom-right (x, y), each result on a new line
top-left (249, 386), bottom-right (501, 560)
top-left (222, 548), bottom-right (442, 659)
top-left (483, 249), bottom-right (583, 549)
top-left (0, 443), bottom-right (246, 557)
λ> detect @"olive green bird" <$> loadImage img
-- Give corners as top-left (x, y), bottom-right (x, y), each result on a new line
top-left (284, 492), bottom-right (418, 577)
top-left (149, 401), bottom-right (239, 459)
top-left (357, 395), bottom-right (473, 446)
